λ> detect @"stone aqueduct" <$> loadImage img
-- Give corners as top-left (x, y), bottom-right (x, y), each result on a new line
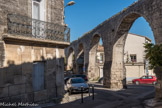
top-left (65, 0), bottom-right (162, 89)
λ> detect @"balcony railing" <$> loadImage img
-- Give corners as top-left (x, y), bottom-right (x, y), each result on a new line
top-left (7, 14), bottom-right (70, 42)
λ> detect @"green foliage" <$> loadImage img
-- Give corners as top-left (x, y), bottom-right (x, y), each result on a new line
top-left (144, 43), bottom-right (162, 69)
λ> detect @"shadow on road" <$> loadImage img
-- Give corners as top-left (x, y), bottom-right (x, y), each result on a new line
top-left (46, 83), bottom-right (155, 108)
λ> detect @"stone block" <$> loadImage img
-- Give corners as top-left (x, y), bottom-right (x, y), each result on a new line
top-left (46, 80), bottom-right (55, 89)
top-left (25, 83), bottom-right (33, 93)
top-left (34, 90), bottom-right (47, 102)
top-left (0, 97), bottom-right (10, 102)
top-left (24, 74), bottom-right (32, 84)
top-left (22, 63), bottom-right (33, 75)
top-left (10, 94), bottom-right (26, 103)
top-left (25, 93), bottom-right (34, 102)
top-left (0, 86), bottom-right (8, 98)
top-left (9, 84), bottom-right (25, 96)
top-left (47, 88), bottom-right (56, 100)
top-left (56, 85), bottom-right (64, 97)
top-left (13, 65), bottom-right (22, 75)
top-left (14, 75), bottom-right (26, 84)
top-left (10, 93), bottom-right (34, 103)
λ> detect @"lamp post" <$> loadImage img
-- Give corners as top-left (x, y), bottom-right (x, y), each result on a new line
top-left (64, 1), bottom-right (75, 25)
top-left (65, 1), bottom-right (75, 8)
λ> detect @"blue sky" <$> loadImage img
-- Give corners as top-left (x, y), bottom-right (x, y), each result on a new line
top-left (64, 0), bottom-right (155, 43)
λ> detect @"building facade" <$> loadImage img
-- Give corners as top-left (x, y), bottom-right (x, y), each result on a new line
top-left (124, 33), bottom-right (154, 82)
top-left (96, 44), bottom-right (104, 78)
top-left (0, 0), bottom-right (70, 103)
top-left (96, 33), bottom-right (154, 82)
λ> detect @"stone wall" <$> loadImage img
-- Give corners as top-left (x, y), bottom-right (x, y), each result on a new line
top-left (0, 0), bottom-right (66, 103)
top-left (0, 42), bottom-right (65, 103)
top-left (0, 0), bottom-right (64, 40)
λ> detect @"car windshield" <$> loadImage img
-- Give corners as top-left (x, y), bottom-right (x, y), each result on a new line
top-left (71, 78), bottom-right (85, 83)
top-left (76, 75), bottom-right (85, 77)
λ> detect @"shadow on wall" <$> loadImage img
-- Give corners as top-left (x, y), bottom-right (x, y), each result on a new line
top-left (0, 57), bottom-right (65, 104)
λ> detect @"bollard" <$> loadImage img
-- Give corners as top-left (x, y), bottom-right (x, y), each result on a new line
top-left (88, 87), bottom-right (90, 97)
top-left (88, 84), bottom-right (91, 97)
top-left (92, 85), bottom-right (94, 100)
top-left (81, 86), bottom-right (84, 103)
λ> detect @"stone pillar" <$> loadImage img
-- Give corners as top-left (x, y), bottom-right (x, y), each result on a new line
top-left (154, 67), bottom-right (162, 99)
top-left (66, 52), bottom-right (73, 70)
top-left (0, 41), bottom-right (5, 86)
top-left (0, 41), bottom-right (5, 68)
top-left (110, 34), bottom-right (127, 89)
top-left (84, 49), bottom-right (89, 76)
top-left (151, 14), bottom-right (162, 99)
top-left (88, 51), bottom-right (99, 80)
top-left (56, 58), bottom-right (64, 97)
top-left (103, 34), bottom-right (127, 89)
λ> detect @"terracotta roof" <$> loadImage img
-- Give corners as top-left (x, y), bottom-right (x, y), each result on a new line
top-left (97, 44), bottom-right (104, 51)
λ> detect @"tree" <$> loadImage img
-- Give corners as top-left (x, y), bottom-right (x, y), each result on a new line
top-left (144, 43), bottom-right (162, 69)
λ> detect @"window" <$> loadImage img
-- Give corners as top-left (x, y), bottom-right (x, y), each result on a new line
top-left (148, 76), bottom-right (153, 79)
top-left (100, 53), bottom-right (103, 63)
top-left (130, 54), bottom-right (136, 62)
top-left (33, 2), bottom-right (40, 20)
top-left (32, 0), bottom-right (46, 21)
top-left (141, 76), bottom-right (147, 79)
top-left (32, 0), bottom-right (46, 37)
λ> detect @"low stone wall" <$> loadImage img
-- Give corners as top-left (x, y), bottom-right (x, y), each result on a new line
top-left (0, 42), bottom-right (65, 103)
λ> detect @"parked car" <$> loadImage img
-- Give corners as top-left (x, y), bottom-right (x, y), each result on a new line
top-left (73, 74), bottom-right (88, 82)
top-left (64, 74), bottom-right (88, 85)
top-left (132, 75), bottom-right (157, 85)
top-left (66, 77), bottom-right (89, 94)
top-left (98, 77), bottom-right (104, 84)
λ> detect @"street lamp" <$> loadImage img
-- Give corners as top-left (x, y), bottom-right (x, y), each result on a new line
top-left (64, 1), bottom-right (75, 25)
top-left (65, 1), bottom-right (75, 8)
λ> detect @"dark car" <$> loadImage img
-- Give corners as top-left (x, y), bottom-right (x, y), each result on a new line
top-left (66, 77), bottom-right (89, 94)
top-left (98, 77), bottom-right (104, 84)
top-left (73, 74), bottom-right (88, 82)
top-left (132, 75), bottom-right (157, 85)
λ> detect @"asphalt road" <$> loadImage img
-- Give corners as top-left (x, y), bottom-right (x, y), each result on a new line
top-left (46, 82), bottom-right (155, 108)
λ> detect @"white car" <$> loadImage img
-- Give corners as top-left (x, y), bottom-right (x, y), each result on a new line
top-left (66, 77), bottom-right (89, 94)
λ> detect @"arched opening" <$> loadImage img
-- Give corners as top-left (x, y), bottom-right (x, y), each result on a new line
top-left (111, 13), bottom-right (155, 89)
top-left (88, 34), bottom-right (104, 80)
top-left (67, 47), bottom-right (75, 73)
top-left (76, 43), bottom-right (84, 74)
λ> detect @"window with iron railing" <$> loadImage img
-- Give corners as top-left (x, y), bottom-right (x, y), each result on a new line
top-left (7, 14), bottom-right (70, 42)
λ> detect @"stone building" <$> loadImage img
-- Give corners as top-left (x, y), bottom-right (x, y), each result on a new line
top-left (0, 0), bottom-right (70, 103)
top-left (124, 33), bottom-right (154, 82)
top-left (96, 44), bottom-right (104, 78)
top-left (96, 33), bottom-right (154, 82)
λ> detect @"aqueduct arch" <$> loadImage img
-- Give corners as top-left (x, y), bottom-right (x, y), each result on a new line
top-left (109, 12), bottom-right (156, 89)
top-left (66, 47), bottom-right (75, 71)
top-left (65, 0), bottom-right (162, 96)
top-left (88, 34), bottom-right (102, 80)
top-left (76, 43), bottom-right (85, 74)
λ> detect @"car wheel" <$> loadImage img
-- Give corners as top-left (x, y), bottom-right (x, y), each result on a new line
top-left (152, 81), bottom-right (157, 85)
top-left (135, 81), bottom-right (140, 85)
top-left (68, 90), bottom-right (72, 95)
top-left (86, 88), bottom-right (89, 93)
